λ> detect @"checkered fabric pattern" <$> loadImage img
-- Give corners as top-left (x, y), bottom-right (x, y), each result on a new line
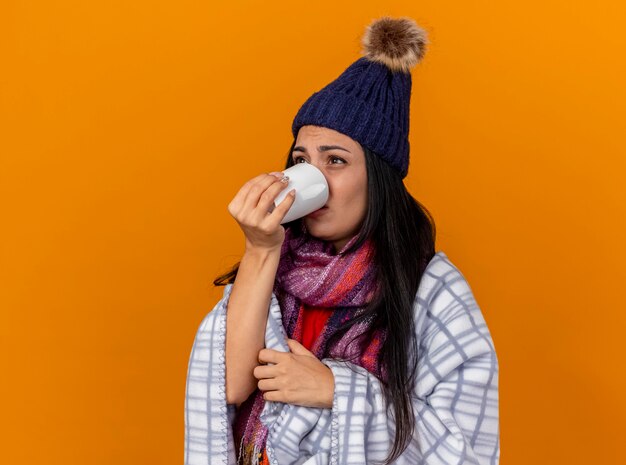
top-left (184, 251), bottom-right (500, 464)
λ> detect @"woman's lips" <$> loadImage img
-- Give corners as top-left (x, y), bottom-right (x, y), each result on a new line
top-left (307, 206), bottom-right (329, 217)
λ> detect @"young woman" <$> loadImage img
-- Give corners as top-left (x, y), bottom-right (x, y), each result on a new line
top-left (185, 16), bottom-right (500, 465)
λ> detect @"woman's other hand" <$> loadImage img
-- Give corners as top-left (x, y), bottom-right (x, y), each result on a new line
top-left (227, 172), bottom-right (296, 253)
top-left (254, 338), bottom-right (335, 409)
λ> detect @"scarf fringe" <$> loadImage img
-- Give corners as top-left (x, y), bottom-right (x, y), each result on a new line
top-left (237, 439), bottom-right (269, 465)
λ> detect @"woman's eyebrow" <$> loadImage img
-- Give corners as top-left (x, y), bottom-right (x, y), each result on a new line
top-left (292, 145), bottom-right (351, 154)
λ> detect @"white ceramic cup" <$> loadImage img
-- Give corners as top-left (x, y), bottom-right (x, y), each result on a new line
top-left (270, 163), bottom-right (329, 224)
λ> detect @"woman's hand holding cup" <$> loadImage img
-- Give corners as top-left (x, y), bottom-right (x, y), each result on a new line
top-left (227, 172), bottom-right (296, 253)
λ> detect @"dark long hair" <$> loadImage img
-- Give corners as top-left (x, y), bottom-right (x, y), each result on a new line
top-left (214, 137), bottom-right (436, 465)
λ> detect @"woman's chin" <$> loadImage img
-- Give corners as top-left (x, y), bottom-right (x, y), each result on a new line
top-left (303, 218), bottom-right (334, 237)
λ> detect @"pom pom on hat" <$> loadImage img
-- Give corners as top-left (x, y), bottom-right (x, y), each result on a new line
top-left (361, 16), bottom-right (428, 73)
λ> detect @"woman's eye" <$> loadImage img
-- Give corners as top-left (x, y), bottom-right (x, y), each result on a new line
top-left (292, 156), bottom-right (345, 164)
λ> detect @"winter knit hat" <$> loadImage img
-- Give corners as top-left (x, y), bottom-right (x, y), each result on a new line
top-left (291, 16), bottom-right (429, 179)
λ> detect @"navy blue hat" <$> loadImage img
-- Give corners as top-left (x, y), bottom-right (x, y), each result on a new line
top-left (292, 16), bottom-right (429, 179)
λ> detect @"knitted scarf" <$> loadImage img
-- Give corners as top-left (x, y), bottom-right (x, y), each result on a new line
top-left (232, 222), bottom-right (387, 465)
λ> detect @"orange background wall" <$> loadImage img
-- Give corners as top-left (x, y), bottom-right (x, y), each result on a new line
top-left (1, 1), bottom-right (625, 463)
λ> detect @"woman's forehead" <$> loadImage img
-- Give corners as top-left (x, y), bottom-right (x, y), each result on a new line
top-left (295, 125), bottom-right (361, 153)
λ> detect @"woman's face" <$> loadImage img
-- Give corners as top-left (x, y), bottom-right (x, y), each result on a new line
top-left (292, 125), bottom-right (368, 253)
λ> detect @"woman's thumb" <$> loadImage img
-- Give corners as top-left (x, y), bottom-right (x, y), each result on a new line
top-left (287, 338), bottom-right (313, 356)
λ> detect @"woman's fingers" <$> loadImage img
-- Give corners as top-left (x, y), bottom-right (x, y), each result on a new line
top-left (252, 177), bottom-right (292, 221)
top-left (253, 364), bottom-right (274, 380)
top-left (253, 359), bottom-right (281, 395)
top-left (257, 378), bottom-right (280, 392)
top-left (238, 174), bottom-right (285, 219)
top-left (265, 186), bottom-right (296, 225)
top-left (226, 171), bottom-right (294, 251)
top-left (227, 173), bottom-right (269, 217)
top-left (228, 173), bottom-right (282, 216)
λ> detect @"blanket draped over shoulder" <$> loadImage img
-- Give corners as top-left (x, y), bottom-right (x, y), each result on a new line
top-left (184, 251), bottom-right (500, 465)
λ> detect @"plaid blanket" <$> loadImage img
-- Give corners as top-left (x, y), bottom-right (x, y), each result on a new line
top-left (184, 251), bottom-right (500, 464)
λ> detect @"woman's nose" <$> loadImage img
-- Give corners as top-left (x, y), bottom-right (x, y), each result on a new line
top-left (310, 160), bottom-right (326, 173)
top-left (298, 159), bottom-right (327, 176)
